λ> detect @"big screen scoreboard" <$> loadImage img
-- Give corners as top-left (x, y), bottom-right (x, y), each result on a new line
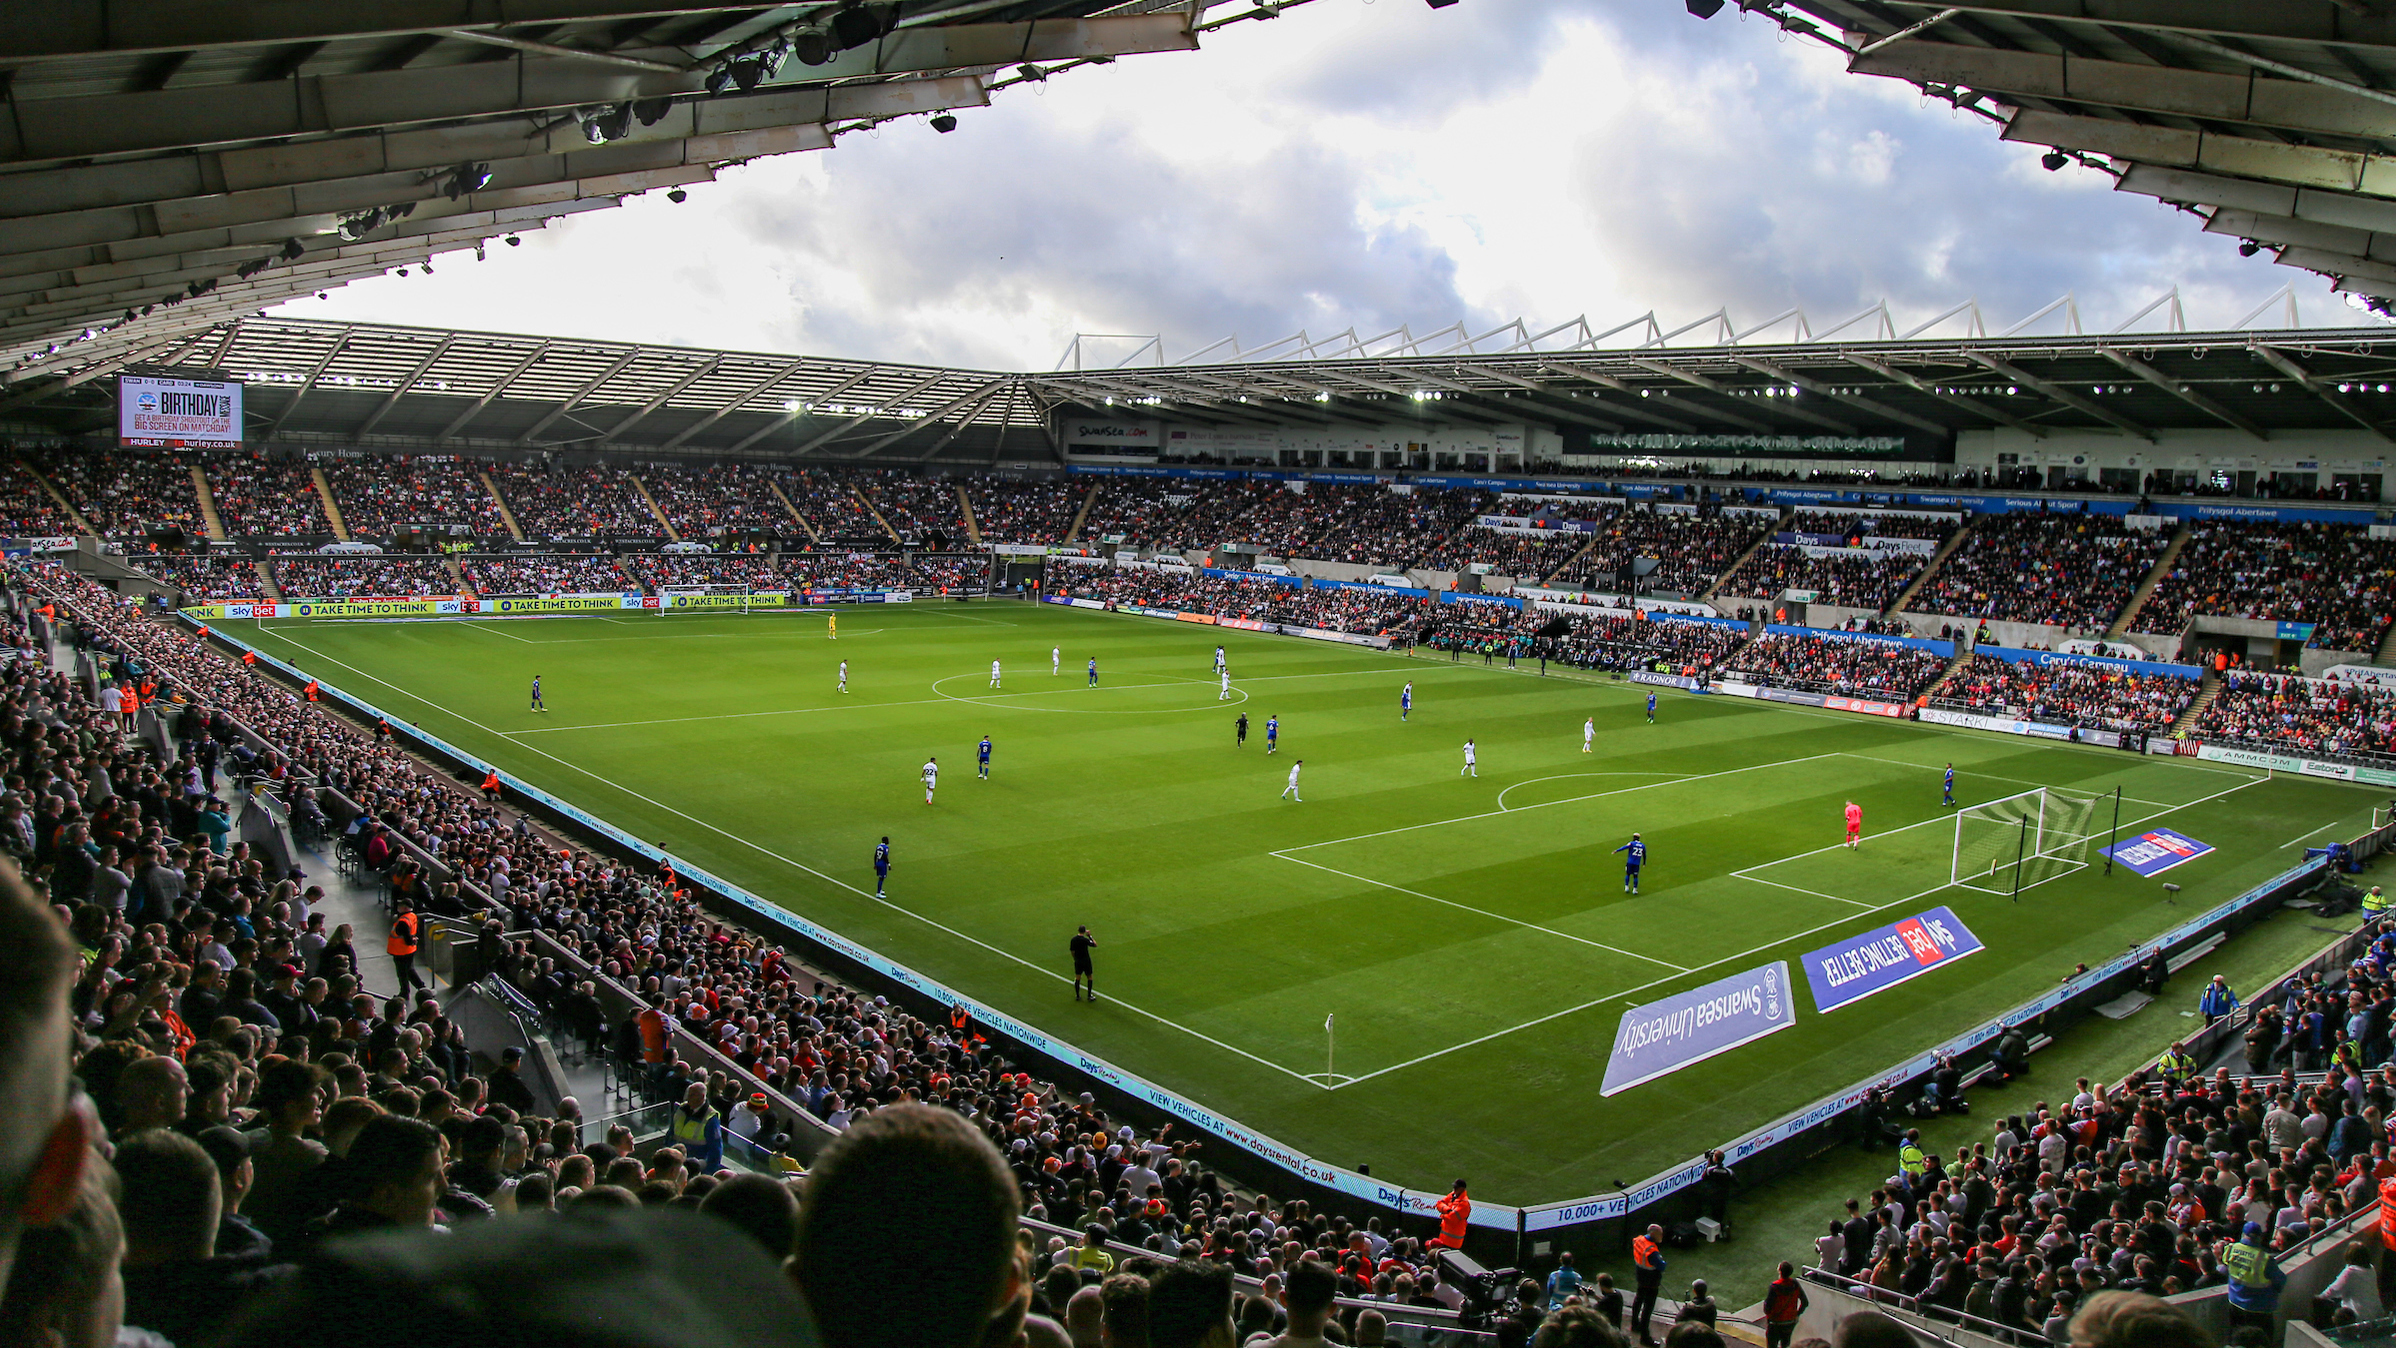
top-left (119, 375), bottom-right (242, 449)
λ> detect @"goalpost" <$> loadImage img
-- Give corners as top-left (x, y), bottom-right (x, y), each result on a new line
top-left (1952, 786), bottom-right (2101, 898)
top-left (656, 583), bottom-right (753, 615)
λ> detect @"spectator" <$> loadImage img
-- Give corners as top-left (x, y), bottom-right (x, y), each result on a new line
top-left (0, 1157), bottom-right (121, 1348)
top-left (0, 858), bottom-right (94, 1288)
top-left (1252, 1258), bottom-right (1336, 1348)
top-left (789, 1103), bottom-right (1026, 1348)
top-left (1146, 1259), bottom-right (1237, 1348)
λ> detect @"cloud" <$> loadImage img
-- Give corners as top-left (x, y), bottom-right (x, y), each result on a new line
top-left (286, 0), bottom-right (2353, 367)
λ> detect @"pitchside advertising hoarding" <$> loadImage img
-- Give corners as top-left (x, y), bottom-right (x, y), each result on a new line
top-left (2102, 828), bottom-right (2214, 878)
top-left (1804, 907), bottom-right (1985, 1013)
top-left (1602, 963), bottom-right (1795, 1095)
top-left (120, 375), bottom-right (242, 449)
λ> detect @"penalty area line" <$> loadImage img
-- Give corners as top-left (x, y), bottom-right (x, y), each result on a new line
top-left (258, 629), bottom-right (1333, 1091)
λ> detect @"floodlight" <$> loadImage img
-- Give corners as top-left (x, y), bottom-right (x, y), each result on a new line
top-left (832, 5), bottom-right (888, 49)
top-left (505, 235), bottom-right (522, 247)
top-left (2041, 151), bottom-right (2068, 171)
top-left (794, 26), bottom-right (833, 64)
top-left (1018, 63), bottom-right (1047, 81)
top-left (705, 63), bottom-right (736, 95)
top-left (2237, 240), bottom-right (2260, 257)
top-left (280, 238), bottom-right (306, 261)
top-left (1685, 0), bottom-right (1726, 16)
top-left (1426, 0), bottom-right (1460, 8)
top-left (930, 113), bottom-right (957, 133)
top-left (667, 188), bottom-right (688, 203)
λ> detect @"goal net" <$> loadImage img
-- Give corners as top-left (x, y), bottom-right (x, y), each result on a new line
top-left (1952, 786), bottom-right (2100, 896)
top-left (657, 584), bottom-right (752, 615)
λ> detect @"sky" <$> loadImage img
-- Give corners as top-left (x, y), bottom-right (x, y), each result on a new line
top-left (279, 0), bottom-right (2356, 370)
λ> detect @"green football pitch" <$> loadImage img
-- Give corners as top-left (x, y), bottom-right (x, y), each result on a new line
top-left (216, 602), bottom-right (2380, 1202)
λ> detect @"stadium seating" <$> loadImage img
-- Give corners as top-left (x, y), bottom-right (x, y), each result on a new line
top-left (624, 553), bottom-right (781, 591)
top-left (1723, 632), bottom-right (1950, 698)
top-left (1217, 483), bottom-right (1489, 567)
top-left (1550, 510), bottom-right (1771, 597)
top-left (856, 473), bottom-right (967, 541)
top-left (1076, 478), bottom-right (1199, 549)
top-left (775, 467), bottom-right (890, 540)
top-left (963, 475), bottom-right (1085, 545)
top-left (2132, 520), bottom-right (2396, 651)
top-left (460, 553), bottom-right (631, 594)
top-left (638, 463), bottom-right (795, 540)
top-left (1418, 523), bottom-right (1600, 580)
top-left (487, 464), bottom-right (661, 538)
top-left (24, 445), bottom-right (207, 539)
top-left (1714, 545), bottom-right (1923, 611)
top-left (1907, 514), bottom-right (2165, 631)
top-left (1929, 654), bottom-right (2195, 731)
top-left (319, 457), bottom-right (504, 538)
top-left (268, 555), bottom-right (461, 598)
top-left (2190, 670), bottom-right (2396, 762)
top-left (133, 554), bottom-right (263, 602)
top-left (205, 455), bottom-right (330, 536)
top-left (1054, 570), bottom-right (1432, 635)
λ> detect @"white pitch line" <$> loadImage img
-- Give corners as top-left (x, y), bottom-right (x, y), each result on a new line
top-left (1324, 770), bottom-right (2272, 1088)
top-left (458, 621), bottom-right (539, 644)
top-left (1495, 772), bottom-right (1689, 812)
top-left (1831, 753), bottom-right (2178, 807)
top-left (1737, 875), bottom-right (1879, 910)
top-left (2280, 820), bottom-right (2349, 850)
top-left (260, 629), bottom-right (1331, 1089)
top-left (1278, 751), bottom-right (1851, 853)
top-left (1276, 853), bottom-right (1689, 972)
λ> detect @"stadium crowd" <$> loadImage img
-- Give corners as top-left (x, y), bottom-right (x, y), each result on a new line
top-left (1419, 525), bottom-right (1594, 582)
top-left (1908, 516), bottom-right (2166, 632)
top-left (1785, 510), bottom-right (1955, 543)
top-left (1928, 655), bottom-right (2197, 732)
top-left (2190, 671), bottom-right (2396, 762)
top-left (318, 458), bottom-right (503, 539)
top-left (1555, 512), bottom-right (1771, 598)
top-left (1715, 546), bottom-right (1923, 613)
top-left (0, 459), bottom-right (79, 537)
top-left (859, 476), bottom-right (966, 541)
top-left (268, 556), bottom-right (461, 599)
top-left (966, 476), bottom-right (1087, 545)
top-left (1079, 479), bottom-right (1200, 549)
top-left (2133, 522), bottom-right (2396, 653)
top-left (488, 465), bottom-right (662, 538)
top-left (625, 553), bottom-right (782, 591)
top-left (1724, 633), bottom-right (1951, 699)
top-left (1222, 484), bottom-right (1490, 568)
top-left (205, 457), bottom-right (329, 537)
top-left (778, 551), bottom-right (994, 593)
top-left (459, 554), bottom-right (631, 595)
top-left (778, 468), bottom-right (892, 541)
top-left (1053, 569), bottom-right (1433, 636)
top-left (639, 463), bottom-right (796, 540)
top-left (26, 445), bottom-right (208, 541)
top-left (135, 555), bottom-right (265, 603)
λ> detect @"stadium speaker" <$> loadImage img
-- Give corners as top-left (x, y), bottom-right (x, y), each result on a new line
top-left (1685, 0), bottom-right (1726, 15)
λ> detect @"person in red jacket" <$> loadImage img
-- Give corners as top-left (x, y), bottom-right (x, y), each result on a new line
top-left (1429, 1178), bottom-right (1470, 1250)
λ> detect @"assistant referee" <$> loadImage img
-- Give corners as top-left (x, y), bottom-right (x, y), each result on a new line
top-left (1071, 925), bottom-right (1097, 1002)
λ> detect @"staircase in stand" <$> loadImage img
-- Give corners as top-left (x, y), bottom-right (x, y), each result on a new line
top-left (629, 474), bottom-right (680, 541)
top-left (2106, 523), bottom-right (2192, 639)
top-left (310, 467), bottom-right (349, 541)
top-left (957, 482), bottom-right (982, 546)
top-left (481, 470), bottom-right (525, 541)
top-left (1886, 517), bottom-right (1976, 617)
top-left (444, 554), bottom-right (472, 596)
top-left (765, 477), bottom-right (820, 544)
top-left (254, 560), bottom-right (282, 603)
top-left (191, 466), bottom-right (228, 540)
top-left (18, 459), bottom-right (94, 535)
top-left (2168, 673), bottom-right (2222, 737)
top-left (2375, 620), bottom-right (2396, 667)
top-left (1917, 645), bottom-right (1978, 703)
top-left (1540, 534), bottom-right (1605, 587)
top-left (855, 487), bottom-right (902, 545)
top-left (1064, 482), bottom-right (1099, 543)
top-left (1699, 509), bottom-right (1785, 604)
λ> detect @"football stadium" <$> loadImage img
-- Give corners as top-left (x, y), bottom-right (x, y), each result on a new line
top-left (10, 4), bottom-right (2396, 1348)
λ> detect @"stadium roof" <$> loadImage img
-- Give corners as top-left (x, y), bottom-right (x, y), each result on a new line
top-left (19, 314), bottom-right (2396, 461)
top-left (1744, 0), bottom-right (2396, 308)
top-left (0, 0), bottom-right (1274, 391)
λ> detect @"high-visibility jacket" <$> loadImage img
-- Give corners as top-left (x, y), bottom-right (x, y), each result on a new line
top-left (1898, 1140), bottom-right (1927, 1178)
top-left (2157, 1048), bottom-right (2195, 1081)
top-left (1431, 1190), bottom-right (1470, 1248)
top-left (386, 911), bottom-right (419, 957)
top-left (2221, 1239), bottom-right (2277, 1310)
top-left (480, 772), bottom-right (501, 794)
top-left (1631, 1234), bottom-right (1665, 1285)
top-left (241, 650), bottom-right (256, 666)
top-left (2366, 888), bottom-right (2390, 916)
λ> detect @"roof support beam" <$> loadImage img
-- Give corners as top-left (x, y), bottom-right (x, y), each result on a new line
top-left (264, 326), bottom-right (355, 436)
top-left (427, 28), bottom-right (690, 73)
top-left (1839, 352), bottom-right (2049, 438)
top-left (839, 378), bottom-right (1009, 459)
top-left (2250, 343), bottom-right (2396, 443)
top-left (656, 357), bottom-right (805, 450)
top-left (2095, 346), bottom-right (2268, 440)
top-left (1964, 350), bottom-right (2155, 440)
top-left (1727, 355), bottom-right (1953, 436)
top-left (1865, 1), bottom-right (2396, 48)
top-left (601, 354), bottom-right (722, 445)
top-left (2001, 108), bottom-right (2396, 201)
top-left (351, 333), bottom-right (454, 440)
top-left (516, 349), bottom-right (642, 445)
top-left (0, 6), bottom-right (782, 64)
top-left (1626, 358), bottom-right (1858, 433)
top-left (439, 341), bottom-right (552, 441)
top-left (792, 372), bottom-right (954, 454)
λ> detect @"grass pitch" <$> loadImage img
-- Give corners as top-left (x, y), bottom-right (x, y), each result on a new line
top-left (217, 602), bottom-right (2380, 1202)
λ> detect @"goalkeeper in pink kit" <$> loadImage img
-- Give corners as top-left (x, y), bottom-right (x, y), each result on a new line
top-left (1844, 800), bottom-right (1863, 849)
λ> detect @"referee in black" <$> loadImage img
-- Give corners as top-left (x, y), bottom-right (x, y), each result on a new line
top-left (1071, 925), bottom-right (1097, 1002)
top-left (1236, 712), bottom-right (1249, 747)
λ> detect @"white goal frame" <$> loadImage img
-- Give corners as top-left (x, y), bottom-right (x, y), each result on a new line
top-left (1951, 785), bottom-right (2100, 896)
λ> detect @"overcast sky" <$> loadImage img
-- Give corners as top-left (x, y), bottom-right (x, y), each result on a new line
top-left (283, 0), bottom-right (2353, 369)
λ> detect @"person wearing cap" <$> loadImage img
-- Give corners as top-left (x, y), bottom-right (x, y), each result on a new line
top-left (2219, 1221), bottom-right (2284, 1331)
top-left (486, 1045), bottom-right (536, 1113)
top-left (2199, 975), bottom-right (2241, 1025)
top-left (728, 1091), bottom-right (773, 1152)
